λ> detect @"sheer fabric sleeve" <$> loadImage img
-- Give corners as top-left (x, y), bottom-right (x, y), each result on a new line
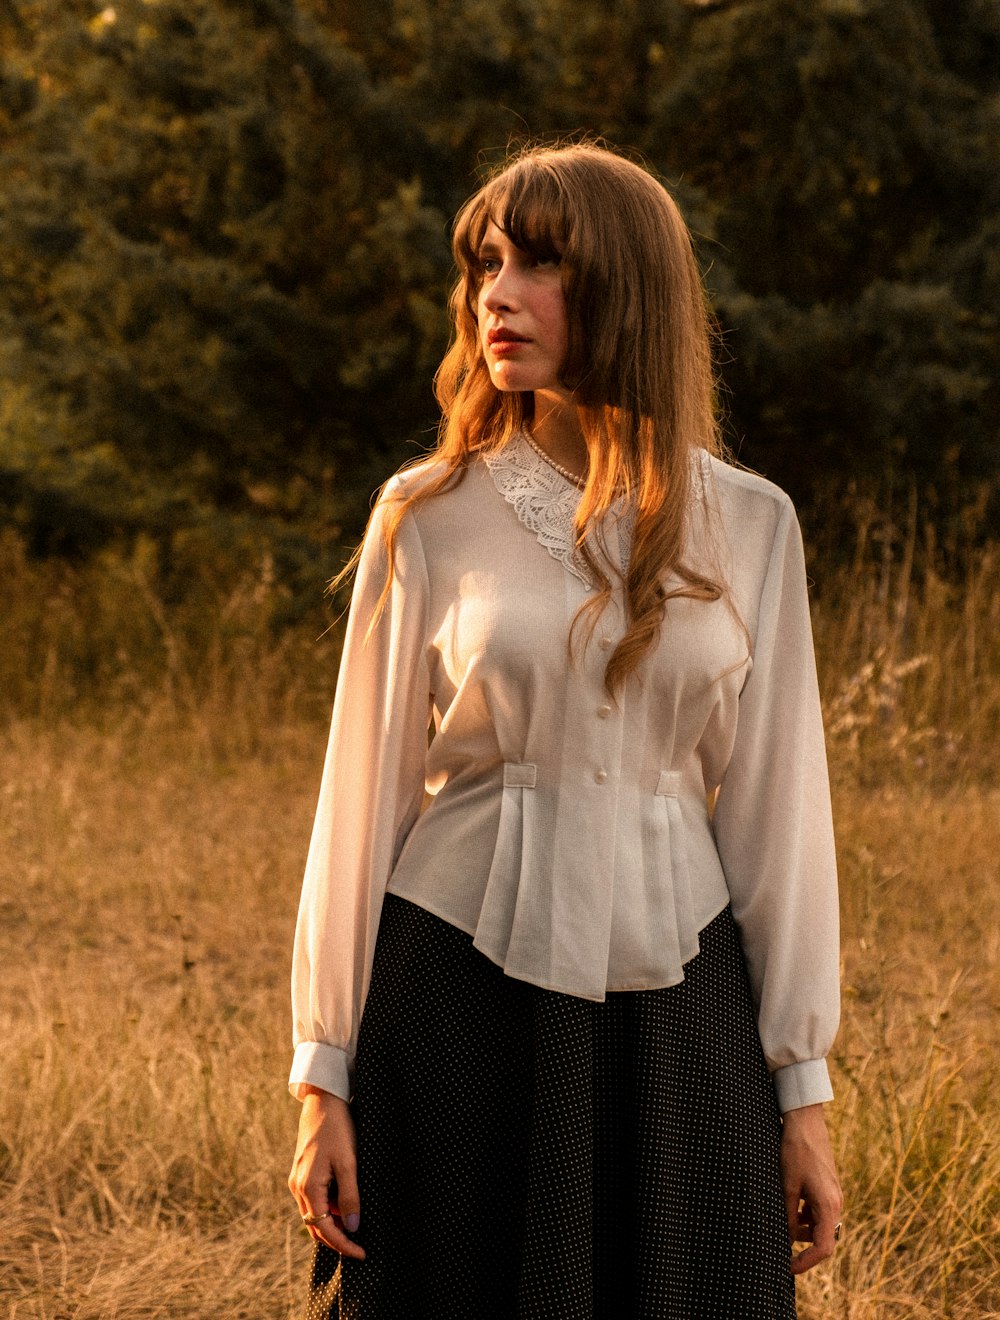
top-left (711, 494), bottom-right (840, 1113)
top-left (289, 485), bottom-right (432, 1101)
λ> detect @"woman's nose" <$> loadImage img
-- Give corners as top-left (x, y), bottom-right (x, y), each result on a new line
top-left (482, 264), bottom-right (520, 312)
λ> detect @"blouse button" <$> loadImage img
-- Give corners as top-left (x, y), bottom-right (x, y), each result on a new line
top-left (599, 636), bottom-right (612, 650)
top-left (594, 769), bottom-right (608, 784)
top-left (597, 705), bottom-right (612, 719)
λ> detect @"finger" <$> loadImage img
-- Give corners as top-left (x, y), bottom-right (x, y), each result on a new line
top-left (330, 1152), bottom-right (362, 1238)
top-left (308, 1212), bottom-right (366, 1261)
top-left (298, 1166), bottom-right (365, 1261)
top-left (295, 1187), bottom-right (366, 1262)
top-left (790, 1237), bottom-right (834, 1275)
top-left (790, 1204), bottom-right (841, 1273)
top-left (791, 1243), bottom-right (824, 1275)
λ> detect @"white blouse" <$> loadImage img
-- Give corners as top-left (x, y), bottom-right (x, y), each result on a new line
top-left (289, 435), bottom-right (840, 1113)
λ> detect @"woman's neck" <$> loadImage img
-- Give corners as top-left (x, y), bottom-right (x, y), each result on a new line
top-left (530, 390), bottom-right (589, 484)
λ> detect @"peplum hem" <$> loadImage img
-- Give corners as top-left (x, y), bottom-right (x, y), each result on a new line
top-left (469, 761), bottom-right (713, 1003)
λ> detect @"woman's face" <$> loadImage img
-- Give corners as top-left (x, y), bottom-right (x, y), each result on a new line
top-left (476, 220), bottom-right (570, 399)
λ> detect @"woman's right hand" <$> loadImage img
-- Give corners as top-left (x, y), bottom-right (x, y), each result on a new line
top-left (288, 1085), bottom-right (366, 1260)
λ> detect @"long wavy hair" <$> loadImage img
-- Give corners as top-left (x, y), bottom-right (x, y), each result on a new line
top-left (347, 139), bottom-right (727, 696)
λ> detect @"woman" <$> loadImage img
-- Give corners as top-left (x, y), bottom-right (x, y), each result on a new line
top-left (288, 140), bottom-right (843, 1318)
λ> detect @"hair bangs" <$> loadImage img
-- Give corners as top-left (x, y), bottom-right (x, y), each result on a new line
top-left (455, 161), bottom-right (570, 277)
top-left (491, 162), bottom-right (570, 264)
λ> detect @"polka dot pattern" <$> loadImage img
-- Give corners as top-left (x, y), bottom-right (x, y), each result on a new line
top-left (305, 896), bottom-right (796, 1319)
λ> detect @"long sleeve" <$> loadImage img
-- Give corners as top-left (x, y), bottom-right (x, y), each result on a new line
top-left (711, 494), bottom-right (840, 1113)
top-left (289, 482), bottom-right (432, 1101)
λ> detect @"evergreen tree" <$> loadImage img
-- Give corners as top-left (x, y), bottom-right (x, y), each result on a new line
top-left (0, 0), bottom-right (454, 575)
top-left (637, 0), bottom-right (1000, 514)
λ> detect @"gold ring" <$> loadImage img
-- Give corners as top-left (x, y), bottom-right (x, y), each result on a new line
top-left (301, 1211), bottom-right (332, 1226)
top-left (833, 1221), bottom-right (843, 1242)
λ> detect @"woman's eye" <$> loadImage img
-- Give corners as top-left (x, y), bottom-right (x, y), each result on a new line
top-left (481, 257), bottom-right (501, 275)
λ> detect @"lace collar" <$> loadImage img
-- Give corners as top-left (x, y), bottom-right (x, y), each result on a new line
top-left (482, 432), bottom-right (636, 588)
top-left (483, 433), bottom-right (712, 589)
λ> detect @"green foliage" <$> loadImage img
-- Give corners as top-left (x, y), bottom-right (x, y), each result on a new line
top-left (0, 0), bottom-right (454, 564)
top-left (1, 0), bottom-right (998, 600)
top-left (639, 0), bottom-right (1000, 507)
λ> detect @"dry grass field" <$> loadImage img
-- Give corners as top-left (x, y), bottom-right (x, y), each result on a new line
top-left (1, 512), bottom-right (998, 1319)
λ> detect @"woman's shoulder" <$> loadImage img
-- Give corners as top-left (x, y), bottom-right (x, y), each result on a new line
top-left (697, 452), bottom-right (803, 584)
top-left (366, 454), bottom-right (499, 570)
top-left (701, 451), bottom-right (801, 549)
top-left (379, 453), bottom-right (450, 503)
top-left (378, 451), bottom-right (502, 524)
top-left (702, 451), bottom-right (795, 517)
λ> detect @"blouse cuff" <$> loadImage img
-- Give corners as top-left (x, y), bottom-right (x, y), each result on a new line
top-left (288, 1041), bottom-right (353, 1103)
top-left (772, 1059), bottom-right (834, 1113)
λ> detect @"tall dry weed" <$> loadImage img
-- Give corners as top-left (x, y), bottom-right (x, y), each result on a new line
top-left (811, 491), bottom-right (999, 787)
top-left (1, 722), bottom-right (316, 1318)
top-left (795, 782), bottom-right (1000, 1319)
top-left (0, 528), bottom-right (341, 754)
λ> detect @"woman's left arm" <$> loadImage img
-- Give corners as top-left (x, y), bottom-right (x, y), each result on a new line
top-left (711, 492), bottom-right (842, 1270)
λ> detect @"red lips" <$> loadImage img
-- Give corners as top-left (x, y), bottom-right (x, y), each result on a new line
top-left (488, 327), bottom-right (529, 344)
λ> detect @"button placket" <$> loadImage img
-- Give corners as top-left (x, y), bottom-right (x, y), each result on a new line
top-left (588, 609), bottom-right (622, 785)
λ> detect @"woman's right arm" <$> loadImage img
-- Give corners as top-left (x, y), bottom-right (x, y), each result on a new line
top-left (287, 483), bottom-right (432, 1246)
top-left (289, 481), bottom-right (432, 1101)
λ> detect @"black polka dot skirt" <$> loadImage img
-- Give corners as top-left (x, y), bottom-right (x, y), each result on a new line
top-left (306, 895), bottom-right (796, 1319)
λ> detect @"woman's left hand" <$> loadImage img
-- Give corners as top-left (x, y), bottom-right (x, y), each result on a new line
top-left (779, 1102), bottom-right (843, 1275)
